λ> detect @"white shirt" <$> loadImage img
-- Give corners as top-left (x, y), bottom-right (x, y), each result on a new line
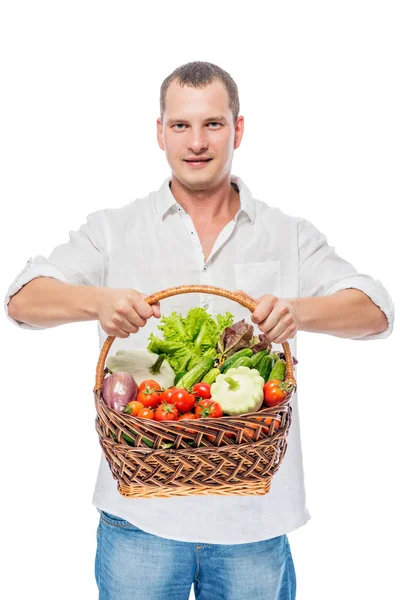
top-left (4, 175), bottom-right (395, 544)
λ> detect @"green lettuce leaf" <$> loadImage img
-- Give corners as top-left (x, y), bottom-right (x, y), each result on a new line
top-left (147, 308), bottom-right (234, 374)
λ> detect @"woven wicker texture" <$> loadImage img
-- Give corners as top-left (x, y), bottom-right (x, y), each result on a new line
top-left (93, 285), bottom-right (296, 498)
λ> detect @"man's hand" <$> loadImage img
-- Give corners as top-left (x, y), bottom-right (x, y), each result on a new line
top-left (234, 289), bottom-right (299, 344)
top-left (97, 288), bottom-right (161, 339)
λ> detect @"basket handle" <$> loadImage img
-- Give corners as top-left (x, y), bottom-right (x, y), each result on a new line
top-left (94, 285), bottom-right (297, 392)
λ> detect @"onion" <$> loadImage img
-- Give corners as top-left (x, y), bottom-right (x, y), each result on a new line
top-left (101, 372), bottom-right (138, 412)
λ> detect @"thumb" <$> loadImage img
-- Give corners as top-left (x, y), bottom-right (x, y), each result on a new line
top-left (152, 302), bottom-right (161, 319)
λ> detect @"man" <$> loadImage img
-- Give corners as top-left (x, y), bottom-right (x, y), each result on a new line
top-left (5, 61), bottom-right (394, 599)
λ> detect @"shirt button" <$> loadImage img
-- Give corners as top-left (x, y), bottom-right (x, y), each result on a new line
top-left (203, 267), bottom-right (207, 272)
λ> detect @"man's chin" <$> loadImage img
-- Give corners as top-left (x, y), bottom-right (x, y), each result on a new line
top-left (172, 169), bottom-right (217, 191)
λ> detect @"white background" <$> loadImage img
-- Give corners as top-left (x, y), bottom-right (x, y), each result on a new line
top-left (1, 1), bottom-right (399, 598)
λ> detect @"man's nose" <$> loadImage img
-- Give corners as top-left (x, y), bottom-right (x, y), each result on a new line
top-left (186, 127), bottom-right (208, 153)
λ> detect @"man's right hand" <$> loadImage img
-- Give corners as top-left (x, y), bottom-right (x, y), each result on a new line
top-left (97, 288), bottom-right (161, 338)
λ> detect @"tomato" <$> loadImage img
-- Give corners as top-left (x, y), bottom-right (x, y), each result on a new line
top-left (205, 430), bottom-right (234, 443)
top-left (255, 415), bottom-right (281, 432)
top-left (192, 382), bottom-right (211, 399)
top-left (154, 401), bottom-right (179, 421)
top-left (138, 406), bottom-right (155, 419)
top-left (138, 379), bottom-right (162, 393)
top-left (241, 423), bottom-right (260, 441)
top-left (195, 399), bottom-right (223, 419)
top-left (158, 386), bottom-right (179, 403)
top-left (176, 412), bottom-right (198, 435)
top-left (170, 389), bottom-right (196, 414)
top-left (137, 388), bottom-right (161, 409)
top-left (178, 413), bottom-right (198, 420)
top-left (126, 400), bottom-right (144, 416)
top-left (263, 380), bottom-right (293, 408)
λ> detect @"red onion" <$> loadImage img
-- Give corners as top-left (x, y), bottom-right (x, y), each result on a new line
top-left (101, 372), bottom-right (138, 412)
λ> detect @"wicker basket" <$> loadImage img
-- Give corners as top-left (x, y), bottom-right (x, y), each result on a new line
top-left (93, 285), bottom-right (297, 499)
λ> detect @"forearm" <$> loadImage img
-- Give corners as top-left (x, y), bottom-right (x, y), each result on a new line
top-left (8, 276), bottom-right (104, 328)
top-left (290, 289), bottom-right (389, 339)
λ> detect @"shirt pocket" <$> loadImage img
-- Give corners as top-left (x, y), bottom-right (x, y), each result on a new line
top-left (234, 261), bottom-right (281, 299)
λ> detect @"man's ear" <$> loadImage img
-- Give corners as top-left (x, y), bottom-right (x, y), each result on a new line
top-left (156, 118), bottom-right (165, 151)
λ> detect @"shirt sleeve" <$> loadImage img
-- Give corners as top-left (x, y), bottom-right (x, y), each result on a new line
top-left (4, 209), bottom-right (109, 330)
top-left (298, 218), bottom-right (395, 341)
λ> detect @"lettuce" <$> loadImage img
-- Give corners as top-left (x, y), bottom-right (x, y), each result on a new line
top-left (147, 307), bottom-right (234, 374)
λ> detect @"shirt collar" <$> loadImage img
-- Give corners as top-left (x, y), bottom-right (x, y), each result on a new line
top-left (155, 174), bottom-right (256, 224)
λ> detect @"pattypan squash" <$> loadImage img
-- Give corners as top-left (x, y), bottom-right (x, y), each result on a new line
top-left (210, 366), bottom-right (264, 415)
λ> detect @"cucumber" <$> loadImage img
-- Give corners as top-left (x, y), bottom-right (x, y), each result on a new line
top-left (220, 348), bottom-right (253, 373)
top-left (249, 350), bottom-right (269, 369)
top-left (174, 371), bottom-right (186, 385)
top-left (269, 353), bottom-right (280, 365)
top-left (203, 367), bottom-right (220, 385)
top-left (258, 355), bottom-right (274, 381)
top-left (268, 359), bottom-right (286, 382)
top-left (175, 357), bottom-right (214, 389)
top-left (230, 356), bottom-right (252, 369)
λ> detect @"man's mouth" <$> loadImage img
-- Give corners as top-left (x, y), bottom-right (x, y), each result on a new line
top-left (184, 158), bottom-right (213, 168)
top-left (184, 158), bottom-right (212, 162)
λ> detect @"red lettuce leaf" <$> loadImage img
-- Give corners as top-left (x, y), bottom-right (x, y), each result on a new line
top-left (217, 319), bottom-right (254, 357)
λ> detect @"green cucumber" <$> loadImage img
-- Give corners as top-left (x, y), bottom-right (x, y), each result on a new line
top-left (269, 353), bottom-right (280, 365)
top-left (230, 356), bottom-right (252, 369)
top-left (249, 350), bottom-right (269, 369)
top-left (175, 357), bottom-right (214, 389)
top-left (174, 371), bottom-right (186, 385)
top-left (203, 367), bottom-right (220, 385)
top-left (268, 359), bottom-right (286, 382)
top-left (220, 348), bottom-right (253, 373)
top-left (258, 355), bottom-right (275, 381)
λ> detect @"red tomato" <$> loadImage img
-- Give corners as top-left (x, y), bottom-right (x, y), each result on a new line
top-left (255, 415), bottom-right (281, 432)
top-left (178, 413), bottom-right (198, 420)
top-left (205, 430), bottom-right (234, 443)
top-left (176, 412), bottom-right (198, 435)
top-left (138, 407), bottom-right (155, 419)
top-left (263, 380), bottom-right (293, 407)
top-left (170, 389), bottom-right (196, 414)
top-left (154, 401), bottom-right (179, 421)
top-left (158, 387), bottom-right (178, 403)
top-left (192, 382), bottom-right (211, 399)
top-left (195, 399), bottom-right (223, 419)
top-left (137, 389), bottom-right (161, 409)
top-left (126, 400), bottom-right (144, 416)
top-left (138, 379), bottom-right (162, 393)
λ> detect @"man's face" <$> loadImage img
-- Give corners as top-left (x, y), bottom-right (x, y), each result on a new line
top-left (157, 79), bottom-right (244, 190)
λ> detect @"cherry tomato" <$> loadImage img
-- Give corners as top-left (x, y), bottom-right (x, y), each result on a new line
top-left (205, 430), bottom-right (234, 443)
top-left (192, 382), bottom-right (211, 399)
top-left (137, 388), bottom-right (161, 409)
top-left (176, 413), bottom-right (198, 435)
top-left (154, 401), bottom-right (179, 421)
top-left (125, 400), bottom-right (144, 416)
top-left (158, 387), bottom-right (178, 403)
top-left (255, 415), bottom-right (281, 432)
top-left (241, 423), bottom-right (260, 441)
top-left (195, 399), bottom-right (223, 419)
top-left (170, 389), bottom-right (196, 414)
top-left (138, 407), bottom-right (155, 419)
top-left (138, 379), bottom-right (162, 393)
top-left (263, 380), bottom-right (293, 408)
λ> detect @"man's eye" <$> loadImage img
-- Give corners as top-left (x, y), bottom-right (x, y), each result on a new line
top-left (173, 124), bottom-right (186, 130)
top-left (208, 122), bottom-right (221, 127)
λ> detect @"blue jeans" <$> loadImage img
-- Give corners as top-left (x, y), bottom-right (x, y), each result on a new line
top-left (95, 510), bottom-right (296, 599)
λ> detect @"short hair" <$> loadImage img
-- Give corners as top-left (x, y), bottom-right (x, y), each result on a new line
top-left (160, 61), bottom-right (240, 124)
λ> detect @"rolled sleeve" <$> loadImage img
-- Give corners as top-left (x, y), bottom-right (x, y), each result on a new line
top-left (5, 209), bottom-right (109, 330)
top-left (298, 218), bottom-right (395, 341)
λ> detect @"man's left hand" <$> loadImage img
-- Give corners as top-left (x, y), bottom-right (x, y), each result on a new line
top-left (234, 289), bottom-right (300, 344)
